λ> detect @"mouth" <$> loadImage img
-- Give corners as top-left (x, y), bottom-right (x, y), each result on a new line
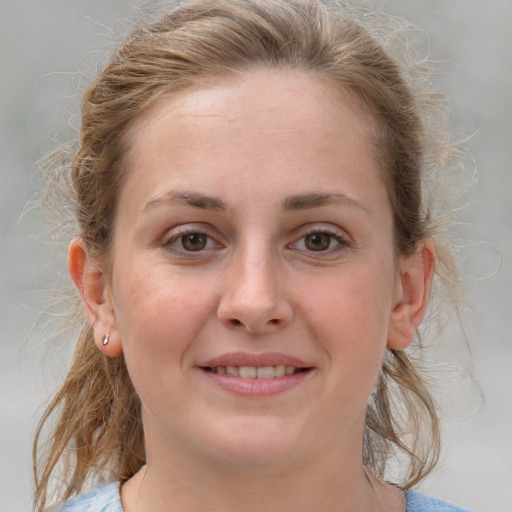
top-left (202, 365), bottom-right (311, 379)
top-left (199, 353), bottom-right (315, 395)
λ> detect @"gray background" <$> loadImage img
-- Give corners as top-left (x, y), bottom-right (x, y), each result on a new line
top-left (1, 1), bottom-right (511, 511)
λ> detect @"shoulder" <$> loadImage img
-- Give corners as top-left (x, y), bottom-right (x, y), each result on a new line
top-left (406, 490), bottom-right (475, 512)
top-left (49, 482), bottom-right (123, 512)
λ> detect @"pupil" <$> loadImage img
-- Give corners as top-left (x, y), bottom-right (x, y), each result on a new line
top-left (305, 233), bottom-right (330, 251)
top-left (182, 233), bottom-right (207, 251)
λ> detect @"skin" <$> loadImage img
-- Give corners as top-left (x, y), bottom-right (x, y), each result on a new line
top-left (69, 68), bottom-right (434, 512)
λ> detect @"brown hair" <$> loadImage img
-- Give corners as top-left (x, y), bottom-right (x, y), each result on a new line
top-left (34, 0), bottom-right (464, 509)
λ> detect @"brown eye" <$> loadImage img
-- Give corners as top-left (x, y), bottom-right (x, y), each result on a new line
top-left (181, 233), bottom-right (208, 251)
top-left (304, 233), bottom-right (333, 251)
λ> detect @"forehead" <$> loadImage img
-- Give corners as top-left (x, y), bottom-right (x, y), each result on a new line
top-left (120, 67), bottom-right (385, 215)
top-left (126, 67), bottom-right (376, 160)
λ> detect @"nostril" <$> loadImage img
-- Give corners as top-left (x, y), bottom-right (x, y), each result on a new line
top-left (228, 318), bottom-right (280, 328)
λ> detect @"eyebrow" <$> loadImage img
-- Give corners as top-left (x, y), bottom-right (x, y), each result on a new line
top-left (143, 190), bottom-right (368, 215)
top-left (144, 191), bottom-right (228, 213)
top-left (282, 192), bottom-right (369, 214)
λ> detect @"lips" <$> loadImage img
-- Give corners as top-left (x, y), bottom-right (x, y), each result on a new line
top-left (201, 352), bottom-right (313, 369)
top-left (199, 352), bottom-right (314, 396)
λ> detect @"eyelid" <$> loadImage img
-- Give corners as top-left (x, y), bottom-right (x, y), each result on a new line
top-left (288, 224), bottom-right (351, 253)
top-left (160, 222), bottom-right (351, 257)
top-left (162, 224), bottom-right (224, 254)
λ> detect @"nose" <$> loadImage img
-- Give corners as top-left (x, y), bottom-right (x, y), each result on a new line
top-left (217, 246), bottom-right (293, 334)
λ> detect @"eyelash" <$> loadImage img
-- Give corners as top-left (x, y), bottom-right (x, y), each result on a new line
top-left (288, 229), bottom-right (349, 255)
top-left (163, 228), bottom-right (223, 256)
top-left (162, 226), bottom-right (349, 257)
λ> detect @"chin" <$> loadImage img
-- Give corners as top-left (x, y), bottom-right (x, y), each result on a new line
top-left (199, 416), bottom-right (308, 469)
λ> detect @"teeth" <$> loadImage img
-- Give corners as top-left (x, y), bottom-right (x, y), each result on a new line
top-left (285, 365), bottom-right (295, 375)
top-left (256, 366), bottom-right (274, 379)
top-left (226, 366), bottom-right (238, 376)
top-left (274, 364), bottom-right (286, 377)
top-left (211, 364), bottom-right (303, 379)
top-left (239, 366), bottom-right (257, 378)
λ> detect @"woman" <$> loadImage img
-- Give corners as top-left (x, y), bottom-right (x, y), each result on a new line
top-left (34, 0), bottom-right (473, 510)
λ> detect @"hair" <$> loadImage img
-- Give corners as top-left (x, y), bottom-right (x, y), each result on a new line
top-left (34, 0), bottom-right (465, 509)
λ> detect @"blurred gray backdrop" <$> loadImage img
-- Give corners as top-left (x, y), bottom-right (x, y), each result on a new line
top-left (1, 1), bottom-right (511, 511)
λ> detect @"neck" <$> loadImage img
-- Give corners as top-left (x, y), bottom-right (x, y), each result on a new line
top-left (120, 408), bottom-right (406, 512)
top-left (121, 441), bottom-right (398, 512)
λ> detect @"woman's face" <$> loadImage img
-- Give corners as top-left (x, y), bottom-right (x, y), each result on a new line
top-left (104, 68), bottom-right (410, 469)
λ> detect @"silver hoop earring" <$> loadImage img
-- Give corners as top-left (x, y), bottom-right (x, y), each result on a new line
top-left (102, 333), bottom-right (110, 346)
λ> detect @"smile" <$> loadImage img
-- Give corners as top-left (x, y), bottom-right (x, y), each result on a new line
top-left (205, 365), bottom-right (307, 378)
top-left (199, 352), bottom-right (315, 395)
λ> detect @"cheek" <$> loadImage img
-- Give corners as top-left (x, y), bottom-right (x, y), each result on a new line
top-left (113, 266), bottom-right (218, 361)
top-left (295, 268), bottom-right (395, 429)
top-left (111, 268), bottom-right (221, 418)
top-left (305, 274), bottom-right (392, 338)
top-left (299, 262), bottom-right (395, 373)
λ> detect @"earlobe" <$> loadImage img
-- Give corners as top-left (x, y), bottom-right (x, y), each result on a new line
top-left (387, 238), bottom-right (436, 351)
top-left (67, 237), bottom-right (123, 356)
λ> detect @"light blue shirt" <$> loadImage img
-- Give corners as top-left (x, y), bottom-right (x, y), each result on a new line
top-left (53, 481), bottom-right (475, 511)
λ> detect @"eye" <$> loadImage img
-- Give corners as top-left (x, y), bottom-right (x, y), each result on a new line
top-left (303, 232), bottom-right (335, 251)
top-left (164, 229), bottom-right (221, 253)
top-left (180, 232), bottom-right (208, 251)
top-left (290, 228), bottom-right (348, 253)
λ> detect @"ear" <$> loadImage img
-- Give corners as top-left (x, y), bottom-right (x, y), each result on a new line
top-left (68, 237), bottom-right (123, 356)
top-left (387, 238), bottom-right (435, 350)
